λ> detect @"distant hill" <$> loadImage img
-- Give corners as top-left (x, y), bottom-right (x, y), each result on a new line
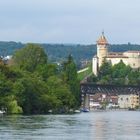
top-left (0, 41), bottom-right (140, 68)
top-left (0, 41), bottom-right (24, 56)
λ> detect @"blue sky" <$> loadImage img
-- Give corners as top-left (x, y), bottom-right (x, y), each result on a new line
top-left (0, 0), bottom-right (140, 44)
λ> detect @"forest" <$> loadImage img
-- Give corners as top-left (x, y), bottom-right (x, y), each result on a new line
top-left (0, 41), bottom-right (140, 68)
top-left (0, 44), bottom-right (80, 114)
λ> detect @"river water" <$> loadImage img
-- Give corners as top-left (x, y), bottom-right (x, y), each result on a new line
top-left (0, 111), bottom-right (140, 140)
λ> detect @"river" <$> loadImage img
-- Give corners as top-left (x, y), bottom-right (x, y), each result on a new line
top-left (0, 111), bottom-right (140, 140)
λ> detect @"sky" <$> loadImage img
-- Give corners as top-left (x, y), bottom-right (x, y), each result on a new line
top-left (0, 0), bottom-right (140, 44)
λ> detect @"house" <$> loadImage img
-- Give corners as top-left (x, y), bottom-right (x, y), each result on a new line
top-left (118, 94), bottom-right (139, 109)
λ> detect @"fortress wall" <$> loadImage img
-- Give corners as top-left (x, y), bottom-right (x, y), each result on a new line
top-left (106, 57), bottom-right (140, 69)
top-left (127, 57), bottom-right (140, 69)
top-left (106, 57), bottom-right (129, 66)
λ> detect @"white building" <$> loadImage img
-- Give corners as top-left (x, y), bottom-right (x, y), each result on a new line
top-left (92, 32), bottom-right (140, 75)
top-left (118, 94), bottom-right (139, 109)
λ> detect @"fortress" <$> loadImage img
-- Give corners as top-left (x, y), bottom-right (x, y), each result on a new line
top-left (92, 32), bottom-right (140, 75)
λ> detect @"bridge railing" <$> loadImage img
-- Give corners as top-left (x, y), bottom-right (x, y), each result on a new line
top-left (80, 83), bottom-right (140, 95)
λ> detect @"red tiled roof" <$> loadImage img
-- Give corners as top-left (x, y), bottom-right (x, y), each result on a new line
top-left (106, 52), bottom-right (128, 58)
top-left (106, 55), bottom-right (128, 58)
top-left (108, 52), bottom-right (123, 55)
top-left (97, 32), bottom-right (108, 45)
top-left (124, 51), bottom-right (140, 53)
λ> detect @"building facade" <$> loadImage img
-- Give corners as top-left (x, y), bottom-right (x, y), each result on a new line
top-left (92, 32), bottom-right (140, 75)
top-left (118, 94), bottom-right (139, 109)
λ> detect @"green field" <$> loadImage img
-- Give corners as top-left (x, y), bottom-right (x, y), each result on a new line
top-left (77, 64), bottom-right (92, 81)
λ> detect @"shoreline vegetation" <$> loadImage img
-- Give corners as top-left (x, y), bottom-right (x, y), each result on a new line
top-left (0, 43), bottom-right (80, 115)
top-left (0, 43), bottom-right (140, 115)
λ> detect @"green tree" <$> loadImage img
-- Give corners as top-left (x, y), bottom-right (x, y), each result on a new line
top-left (98, 59), bottom-right (112, 84)
top-left (0, 46), bottom-right (82, 114)
top-left (97, 60), bottom-right (134, 85)
top-left (0, 67), bottom-right (22, 114)
top-left (13, 43), bottom-right (47, 72)
top-left (36, 63), bottom-right (58, 81)
top-left (45, 76), bottom-right (75, 112)
top-left (62, 55), bottom-right (80, 106)
top-left (112, 60), bottom-right (131, 78)
top-left (111, 60), bottom-right (132, 85)
top-left (13, 73), bottom-right (48, 114)
top-left (128, 70), bottom-right (140, 85)
top-left (98, 60), bottom-right (112, 77)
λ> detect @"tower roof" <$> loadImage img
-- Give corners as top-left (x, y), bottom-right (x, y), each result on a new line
top-left (97, 32), bottom-right (108, 45)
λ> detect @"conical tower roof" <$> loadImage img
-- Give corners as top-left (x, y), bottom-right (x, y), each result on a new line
top-left (97, 32), bottom-right (108, 45)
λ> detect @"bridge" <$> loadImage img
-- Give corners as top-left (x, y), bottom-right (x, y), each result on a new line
top-left (80, 83), bottom-right (140, 95)
top-left (80, 83), bottom-right (140, 110)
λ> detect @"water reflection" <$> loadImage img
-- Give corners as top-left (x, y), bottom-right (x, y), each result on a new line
top-left (0, 111), bottom-right (140, 140)
top-left (88, 111), bottom-right (140, 140)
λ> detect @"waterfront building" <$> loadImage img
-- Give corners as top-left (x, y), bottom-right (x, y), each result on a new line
top-left (89, 93), bottom-right (118, 110)
top-left (92, 32), bottom-right (140, 75)
top-left (118, 94), bottom-right (139, 109)
top-left (118, 95), bottom-right (131, 109)
top-left (129, 94), bottom-right (140, 108)
top-left (89, 93), bottom-right (102, 110)
top-left (107, 95), bottom-right (118, 104)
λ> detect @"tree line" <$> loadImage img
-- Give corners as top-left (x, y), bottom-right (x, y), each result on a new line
top-left (88, 60), bottom-right (140, 86)
top-left (0, 44), bottom-right (80, 114)
top-left (0, 41), bottom-right (140, 69)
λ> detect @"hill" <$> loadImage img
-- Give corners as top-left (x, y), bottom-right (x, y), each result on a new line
top-left (0, 41), bottom-right (140, 69)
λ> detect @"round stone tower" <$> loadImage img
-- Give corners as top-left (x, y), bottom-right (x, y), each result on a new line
top-left (97, 32), bottom-right (108, 67)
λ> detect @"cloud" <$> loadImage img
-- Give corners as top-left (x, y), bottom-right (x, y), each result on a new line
top-left (0, 0), bottom-right (140, 44)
